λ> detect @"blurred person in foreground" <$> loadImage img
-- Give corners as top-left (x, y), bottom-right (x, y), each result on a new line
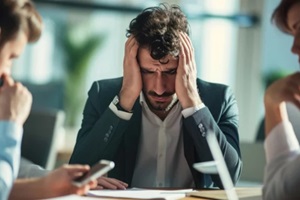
top-left (70, 3), bottom-right (242, 189)
top-left (0, 0), bottom-right (96, 199)
top-left (263, 0), bottom-right (300, 199)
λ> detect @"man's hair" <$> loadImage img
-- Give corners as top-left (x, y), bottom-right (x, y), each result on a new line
top-left (272, 0), bottom-right (300, 33)
top-left (0, 0), bottom-right (43, 47)
top-left (127, 3), bottom-right (189, 62)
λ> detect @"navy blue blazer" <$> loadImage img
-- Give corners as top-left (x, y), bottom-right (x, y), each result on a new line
top-left (69, 77), bottom-right (242, 189)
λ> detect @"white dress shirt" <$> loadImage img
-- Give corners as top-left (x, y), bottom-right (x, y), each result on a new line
top-left (264, 120), bottom-right (299, 163)
top-left (18, 157), bottom-right (49, 178)
top-left (109, 93), bottom-right (204, 187)
top-left (263, 109), bottom-right (300, 200)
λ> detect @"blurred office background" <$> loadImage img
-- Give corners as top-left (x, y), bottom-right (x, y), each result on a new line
top-left (17, 0), bottom-right (299, 185)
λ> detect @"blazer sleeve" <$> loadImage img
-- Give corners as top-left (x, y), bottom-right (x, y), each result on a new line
top-left (183, 86), bottom-right (242, 188)
top-left (69, 81), bottom-right (130, 166)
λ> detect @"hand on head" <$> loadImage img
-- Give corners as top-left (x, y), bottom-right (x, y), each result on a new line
top-left (176, 32), bottom-right (202, 109)
top-left (265, 72), bottom-right (300, 110)
top-left (264, 72), bottom-right (300, 134)
top-left (0, 74), bottom-right (32, 125)
top-left (119, 35), bottom-right (142, 111)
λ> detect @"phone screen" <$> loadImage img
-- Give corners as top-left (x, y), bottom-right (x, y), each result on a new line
top-left (0, 77), bottom-right (3, 87)
top-left (73, 160), bottom-right (114, 187)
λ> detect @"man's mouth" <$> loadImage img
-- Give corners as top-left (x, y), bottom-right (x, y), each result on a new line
top-left (152, 96), bottom-right (170, 102)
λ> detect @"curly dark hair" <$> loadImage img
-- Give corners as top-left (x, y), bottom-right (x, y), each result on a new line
top-left (272, 0), bottom-right (300, 33)
top-left (126, 3), bottom-right (189, 63)
top-left (0, 0), bottom-right (43, 47)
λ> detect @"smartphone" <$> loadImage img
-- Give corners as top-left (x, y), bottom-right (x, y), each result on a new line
top-left (72, 160), bottom-right (115, 187)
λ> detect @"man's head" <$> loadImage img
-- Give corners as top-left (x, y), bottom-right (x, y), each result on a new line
top-left (0, 0), bottom-right (42, 75)
top-left (127, 4), bottom-right (189, 113)
top-left (127, 3), bottom-right (189, 61)
top-left (272, 0), bottom-right (300, 60)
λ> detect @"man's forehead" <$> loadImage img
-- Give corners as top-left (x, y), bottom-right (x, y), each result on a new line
top-left (138, 48), bottom-right (178, 61)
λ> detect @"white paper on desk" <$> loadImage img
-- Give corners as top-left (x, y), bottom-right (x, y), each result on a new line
top-left (88, 188), bottom-right (193, 200)
top-left (45, 194), bottom-right (96, 199)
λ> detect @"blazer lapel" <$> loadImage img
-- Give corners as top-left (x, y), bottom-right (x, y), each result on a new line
top-left (124, 100), bottom-right (142, 185)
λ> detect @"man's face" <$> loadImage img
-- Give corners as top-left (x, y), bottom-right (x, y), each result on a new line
top-left (0, 31), bottom-right (27, 76)
top-left (138, 47), bottom-right (178, 112)
top-left (287, 2), bottom-right (300, 62)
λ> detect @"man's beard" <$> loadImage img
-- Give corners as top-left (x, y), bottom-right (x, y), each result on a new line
top-left (146, 91), bottom-right (179, 112)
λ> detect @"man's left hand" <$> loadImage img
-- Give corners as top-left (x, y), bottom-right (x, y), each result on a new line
top-left (176, 32), bottom-right (202, 109)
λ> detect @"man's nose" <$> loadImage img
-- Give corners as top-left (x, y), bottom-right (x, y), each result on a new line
top-left (153, 73), bottom-right (166, 95)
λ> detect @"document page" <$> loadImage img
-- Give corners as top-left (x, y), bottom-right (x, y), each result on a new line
top-left (88, 188), bottom-right (193, 200)
top-left (186, 187), bottom-right (262, 200)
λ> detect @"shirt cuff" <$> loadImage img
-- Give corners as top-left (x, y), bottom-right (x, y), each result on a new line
top-left (109, 102), bottom-right (133, 121)
top-left (264, 120), bottom-right (300, 163)
top-left (182, 103), bottom-right (206, 118)
top-left (0, 121), bottom-right (23, 143)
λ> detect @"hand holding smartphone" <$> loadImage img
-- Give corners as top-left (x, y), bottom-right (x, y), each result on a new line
top-left (73, 160), bottom-right (115, 187)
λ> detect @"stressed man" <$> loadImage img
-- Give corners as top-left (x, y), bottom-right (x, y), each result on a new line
top-left (70, 3), bottom-right (242, 189)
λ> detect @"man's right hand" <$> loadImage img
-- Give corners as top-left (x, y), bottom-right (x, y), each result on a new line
top-left (119, 35), bottom-right (142, 112)
top-left (0, 74), bottom-right (32, 125)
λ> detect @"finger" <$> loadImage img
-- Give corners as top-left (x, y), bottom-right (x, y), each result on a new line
top-left (178, 39), bottom-right (186, 71)
top-left (290, 98), bottom-right (300, 110)
top-left (100, 177), bottom-right (128, 185)
top-left (183, 32), bottom-right (194, 54)
top-left (98, 178), bottom-right (127, 190)
top-left (182, 32), bottom-right (196, 67)
top-left (179, 33), bottom-right (188, 61)
top-left (88, 180), bottom-right (98, 189)
top-left (2, 74), bottom-right (14, 86)
top-left (179, 32), bottom-right (190, 63)
top-left (127, 37), bottom-right (139, 58)
top-left (103, 178), bottom-right (128, 188)
top-left (182, 33), bottom-right (198, 74)
top-left (97, 179), bottom-right (118, 189)
top-left (125, 35), bottom-right (136, 52)
top-left (63, 165), bottom-right (90, 177)
top-left (93, 185), bottom-right (104, 190)
top-left (286, 81), bottom-right (300, 99)
top-left (75, 185), bottom-right (91, 196)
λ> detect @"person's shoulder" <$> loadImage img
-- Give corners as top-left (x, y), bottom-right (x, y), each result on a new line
top-left (90, 77), bottom-right (123, 92)
top-left (197, 78), bottom-right (229, 91)
top-left (94, 77), bottom-right (123, 86)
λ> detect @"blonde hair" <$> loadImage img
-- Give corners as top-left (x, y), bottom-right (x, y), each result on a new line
top-left (0, 0), bottom-right (43, 46)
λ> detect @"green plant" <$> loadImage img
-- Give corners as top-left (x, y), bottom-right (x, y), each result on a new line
top-left (262, 69), bottom-right (291, 88)
top-left (63, 26), bottom-right (104, 127)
